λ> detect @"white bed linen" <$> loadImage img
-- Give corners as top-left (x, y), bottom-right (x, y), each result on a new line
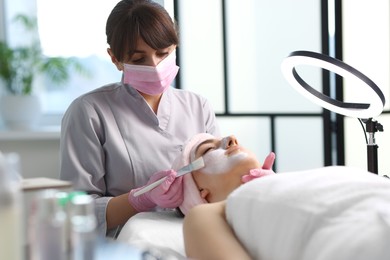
top-left (226, 166), bottom-right (390, 260)
top-left (116, 210), bottom-right (185, 259)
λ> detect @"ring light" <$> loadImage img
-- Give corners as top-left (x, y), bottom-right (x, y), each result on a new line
top-left (281, 50), bottom-right (385, 118)
top-left (281, 50), bottom-right (386, 174)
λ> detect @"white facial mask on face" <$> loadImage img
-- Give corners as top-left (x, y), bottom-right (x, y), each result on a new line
top-left (201, 148), bottom-right (248, 175)
top-left (122, 50), bottom-right (179, 95)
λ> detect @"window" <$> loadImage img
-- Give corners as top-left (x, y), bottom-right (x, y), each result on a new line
top-left (36, 0), bottom-right (122, 114)
top-left (1, 0), bottom-right (173, 120)
top-left (177, 0), bottom-right (324, 171)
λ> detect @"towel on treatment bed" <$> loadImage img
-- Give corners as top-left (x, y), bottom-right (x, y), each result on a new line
top-left (116, 210), bottom-right (185, 259)
top-left (226, 166), bottom-right (390, 260)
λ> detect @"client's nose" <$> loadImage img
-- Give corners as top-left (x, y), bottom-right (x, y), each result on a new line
top-left (223, 135), bottom-right (238, 148)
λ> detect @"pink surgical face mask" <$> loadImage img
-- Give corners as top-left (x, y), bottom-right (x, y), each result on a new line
top-left (123, 50), bottom-right (179, 95)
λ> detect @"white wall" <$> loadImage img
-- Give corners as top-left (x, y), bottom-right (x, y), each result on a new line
top-left (342, 0), bottom-right (390, 176)
top-left (0, 0), bottom-right (59, 179)
top-left (0, 137), bottom-right (60, 179)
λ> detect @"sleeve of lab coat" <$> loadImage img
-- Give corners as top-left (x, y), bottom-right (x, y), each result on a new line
top-left (60, 98), bottom-right (111, 235)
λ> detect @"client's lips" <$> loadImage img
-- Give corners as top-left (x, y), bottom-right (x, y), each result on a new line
top-left (225, 145), bottom-right (243, 156)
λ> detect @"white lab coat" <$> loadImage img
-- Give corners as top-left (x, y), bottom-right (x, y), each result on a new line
top-left (60, 82), bottom-right (219, 235)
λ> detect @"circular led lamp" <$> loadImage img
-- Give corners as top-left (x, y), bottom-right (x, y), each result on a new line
top-left (281, 50), bottom-right (385, 118)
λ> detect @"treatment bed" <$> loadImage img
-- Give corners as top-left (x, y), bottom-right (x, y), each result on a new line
top-left (117, 166), bottom-right (390, 259)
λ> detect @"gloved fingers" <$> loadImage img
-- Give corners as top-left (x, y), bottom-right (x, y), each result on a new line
top-left (159, 190), bottom-right (184, 208)
top-left (241, 168), bottom-right (275, 183)
top-left (241, 174), bottom-right (255, 183)
top-left (157, 174), bottom-right (183, 199)
top-left (158, 170), bottom-right (179, 191)
top-left (249, 168), bottom-right (262, 177)
top-left (241, 169), bottom-right (260, 183)
top-left (129, 170), bottom-right (184, 212)
top-left (148, 169), bottom-right (174, 183)
top-left (129, 188), bottom-right (157, 212)
top-left (153, 185), bottom-right (184, 208)
top-left (262, 152), bottom-right (275, 170)
top-left (148, 170), bottom-right (184, 208)
top-left (165, 176), bottom-right (183, 194)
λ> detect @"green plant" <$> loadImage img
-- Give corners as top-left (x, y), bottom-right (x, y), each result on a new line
top-left (0, 14), bottom-right (87, 95)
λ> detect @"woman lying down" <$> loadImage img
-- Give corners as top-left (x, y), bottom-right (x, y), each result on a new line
top-left (117, 133), bottom-right (274, 258)
top-left (178, 133), bottom-right (390, 260)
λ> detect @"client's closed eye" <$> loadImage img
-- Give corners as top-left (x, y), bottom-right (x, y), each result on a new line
top-left (200, 141), bottom-right (222, 155)
top-left (203, 147), bottom-right (216, 154)
top-left (194, 138), bottom-right (221, 158)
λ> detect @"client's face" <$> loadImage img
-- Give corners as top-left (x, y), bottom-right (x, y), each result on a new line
top-left (190, 135), bottom-right (260, 203)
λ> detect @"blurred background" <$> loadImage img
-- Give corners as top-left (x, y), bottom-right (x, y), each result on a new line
top-left (0, 0), bottom-right (389, 178)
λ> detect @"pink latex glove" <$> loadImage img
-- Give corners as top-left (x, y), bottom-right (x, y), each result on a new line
top-left (241, 152), bottom-right (276, 183)
top-left (128, 170), bottom-right (184, 212)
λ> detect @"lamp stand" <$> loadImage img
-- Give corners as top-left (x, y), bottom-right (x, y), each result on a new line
top-left (363, 118), bottom-right (383, 174)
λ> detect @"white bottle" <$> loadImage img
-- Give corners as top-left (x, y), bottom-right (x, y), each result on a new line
top-left (0, 152), bottom-right (24, 260)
